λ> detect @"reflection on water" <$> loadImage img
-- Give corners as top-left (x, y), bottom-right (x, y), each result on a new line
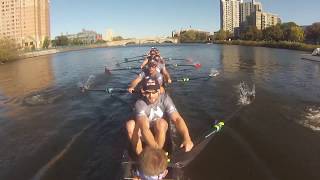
top-left (0, 56), bottom-right (54, 97)
top-left (0, 45), bottom-right (320, 180)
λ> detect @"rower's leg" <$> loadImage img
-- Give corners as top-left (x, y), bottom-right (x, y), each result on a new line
top-left (154, 118), bottom-right (168, 149)
top-left (126, 120), bottom-right (143, 155)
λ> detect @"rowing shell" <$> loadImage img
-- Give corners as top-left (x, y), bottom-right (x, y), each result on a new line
top-left (119, 121), bottom-right (224, 179)
top-left (120, 120), bottom-right (185, 180)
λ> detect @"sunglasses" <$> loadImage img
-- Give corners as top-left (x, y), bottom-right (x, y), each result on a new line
top-left (142, 90), bottom-right (158, 95)
top-left (148, 64), bottom-right (157, 68)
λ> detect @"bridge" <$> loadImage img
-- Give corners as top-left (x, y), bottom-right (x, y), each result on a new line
top-left (106, 37), bottom-right (178, 46)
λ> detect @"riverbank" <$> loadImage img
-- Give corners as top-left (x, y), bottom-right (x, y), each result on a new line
top-left (213, 40), bottom-right (319, 52)
top-left (22, 44), bottom-right (109, 59)
top-left (2, 41), bottom-right (318, 64)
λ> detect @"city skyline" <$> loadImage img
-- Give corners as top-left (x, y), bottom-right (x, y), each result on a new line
top-left (51, 0), bottom-right (320, 38)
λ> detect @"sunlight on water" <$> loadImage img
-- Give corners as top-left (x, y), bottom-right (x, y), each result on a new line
top-left (300, 106), bottom-right (320, 131)
top-left (238, 81), bottom-right (255, 105)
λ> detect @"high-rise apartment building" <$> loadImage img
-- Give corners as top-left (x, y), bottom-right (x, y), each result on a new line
top-left (240, 0), bottom-right (262, 23)
top-left (220, 0), bottom-right (240, 33)
top-left (261, 12), bottom-right (281, 29)
top-left (0, 0), bottom-right (50, 48)
top-left (223, 0), bottom-right (280, 32)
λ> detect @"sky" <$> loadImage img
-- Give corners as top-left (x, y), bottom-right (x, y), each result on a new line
top-left (51, 0), bottom-right (320, 38)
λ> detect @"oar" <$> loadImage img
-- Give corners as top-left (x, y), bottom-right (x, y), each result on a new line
top-left (116, 58), bottom-right (145, 66)
top-left (124, 55), bottom-right (147, 60)
top-left (169, 121), bottom-right (224, 169)
top-left (167, 63), bottom-right (202, 69)
top-left (163, 57), bottom-right (191, 61)
top-left (80, 86), bottom-right (131, 94)
top-left (170, 82), bottom-right (254, 169)
top-left (105, 66), bottom-right (141, 74)
top-left (172, 70), bottom-right (219, 83)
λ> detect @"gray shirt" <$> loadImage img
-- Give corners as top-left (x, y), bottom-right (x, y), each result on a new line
top-left (135, 93), bottom-right (177, 121)
top-left (139, 70), bottom-right (163, 86)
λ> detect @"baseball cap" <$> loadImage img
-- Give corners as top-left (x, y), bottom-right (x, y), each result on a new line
top-left (142, 76), bottom-right (160, 92)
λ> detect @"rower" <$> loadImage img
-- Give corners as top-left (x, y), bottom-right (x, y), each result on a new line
top-left (126, 76), bottom-right (194, 155)
top-left (153, 55), bottom-right (172, 84)
top-left (128, 59), bottom-right (165, 94)
top-left (133, 146), bottom-right (169, 180)
top-left (140, 49), bottom-right (157, 69)
top-left (140, 54), bottom-right (172, 84)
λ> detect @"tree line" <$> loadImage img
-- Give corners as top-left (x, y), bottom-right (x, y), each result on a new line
top-left (213, 22), bottom-right (320, 44)
top-left (174, 30), bottom-right (209, 43)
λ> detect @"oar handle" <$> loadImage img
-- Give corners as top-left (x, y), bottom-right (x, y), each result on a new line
top-left (204, 122), bottom-right (224, 139)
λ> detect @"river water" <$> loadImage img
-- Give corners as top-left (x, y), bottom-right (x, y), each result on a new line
top-left (0, 44), bottom-right (320, 180)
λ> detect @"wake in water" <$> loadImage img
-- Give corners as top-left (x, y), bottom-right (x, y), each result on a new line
top-left (23, 89), bottom-right (63, 106)
top-left (300, 106), bottom-right (320, 131)
top-left (78, 75), bottom-right (96, 92)
top-left (238, 81), bottom-right (255, 105)
top-left (209, 68), bottom-right (220, 77)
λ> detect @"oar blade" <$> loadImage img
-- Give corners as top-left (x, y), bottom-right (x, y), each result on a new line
top-left (194, 63), bottom-right (202, 69)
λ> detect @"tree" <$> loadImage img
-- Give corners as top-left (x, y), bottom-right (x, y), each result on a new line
top-left (0, 37), bottom-right (20, 62)
top-left (214, 30), bottom-right (227, 40)
top-left (55, 35), bottom-right (69, 46)
top-left (51, 40), bottom-right (57, 47)
top-left (263, 24), bottom-right (283, 41)
top-left (280, 22), bottom-right (304, 42)
top-left (70, 38), bottom-right (84, 45)
top-left (281, 22), bottom-right (297, 41)
top-left (305, 22), bottom-right (320, 44)
top-left (288, 26), bottom-right (304, 42)
top-left (179, 30), bottom-right (196, 42)
top-left (42, 36), bottom-right (50, 49)
top-left (112, 36), bottom-right (124, 41)
top-left (241, 26), bottom-right (262, 41)
top-left (177, 30), bottom-right (208, 43)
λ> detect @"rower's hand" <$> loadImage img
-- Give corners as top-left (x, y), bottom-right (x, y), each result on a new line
top-left (128, 87), bottom-right (135, 93)
top-left (180, 139), bottom-right (194, 152)
top-left (167, 78), bottom-right (172, 84)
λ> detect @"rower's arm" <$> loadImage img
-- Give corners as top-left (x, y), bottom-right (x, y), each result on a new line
top-left (140, 58), bottom-right (148, 69)
top-left (170, 111), bottom-right (193, 151)
top-left (128, 76), bottom-right (142, 90)
top-left (136, 116), bottom-right (159, 149)
top-left (162, 66), bottom-right (172, 83)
